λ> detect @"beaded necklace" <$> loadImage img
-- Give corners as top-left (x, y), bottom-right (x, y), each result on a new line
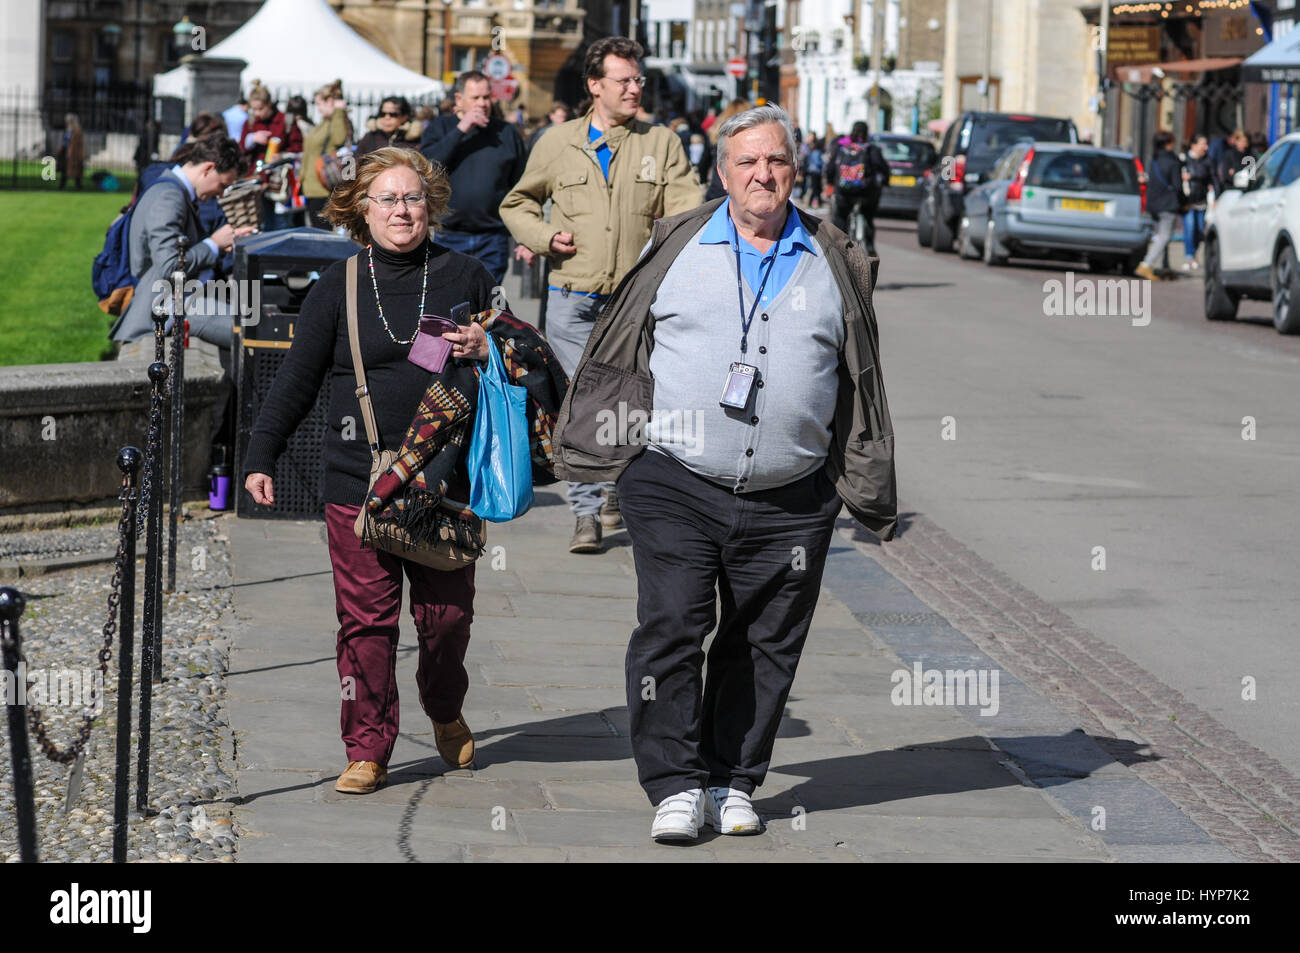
top-left (367, 241), bottom-right (429, 345)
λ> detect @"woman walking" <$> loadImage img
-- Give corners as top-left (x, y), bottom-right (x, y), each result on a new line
top-left (301, 80), bottom-right (352, 229)
top-left (242, 148), bottom-right (496, 794)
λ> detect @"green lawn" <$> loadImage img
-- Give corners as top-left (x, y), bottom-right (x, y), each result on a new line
top-left (0, 191), bottom-right (134, 365)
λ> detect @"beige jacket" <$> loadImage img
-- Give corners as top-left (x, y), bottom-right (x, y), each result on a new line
top-left (499, 111), bottom-right (702, 295)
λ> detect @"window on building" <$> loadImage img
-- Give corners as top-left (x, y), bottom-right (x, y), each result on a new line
top-left (52, 31), bottom-right (73, 61)
top-left (453, 46), bottom-right (479, 71)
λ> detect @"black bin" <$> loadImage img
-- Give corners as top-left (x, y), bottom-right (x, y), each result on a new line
top-left (233, 227), bottom-right (359, 520)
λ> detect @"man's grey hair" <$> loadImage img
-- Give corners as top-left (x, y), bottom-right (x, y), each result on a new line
top-left (715, 105), bottom-right (799, 169)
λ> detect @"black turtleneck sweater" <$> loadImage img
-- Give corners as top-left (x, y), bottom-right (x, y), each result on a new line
top-left (243, 238), bottom-right (498, 506)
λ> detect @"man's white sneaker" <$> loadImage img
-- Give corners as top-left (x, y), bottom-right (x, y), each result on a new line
top-left (706, 786), bottom-right (763, 835)
top-left (651, 788), bottom-right (704, 842)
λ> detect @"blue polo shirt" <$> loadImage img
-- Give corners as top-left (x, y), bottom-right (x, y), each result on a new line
top-left (696, 198), bottom-right (817, 305)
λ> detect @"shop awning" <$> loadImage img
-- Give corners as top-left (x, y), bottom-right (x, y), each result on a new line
top-left (1243, 29), bottom-right (1300, 83)
top-left (1116, 57), bottom-right (1243, 84)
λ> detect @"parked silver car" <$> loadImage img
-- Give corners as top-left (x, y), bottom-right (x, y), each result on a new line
top-left (957, 142), bottom-right (1152, 272)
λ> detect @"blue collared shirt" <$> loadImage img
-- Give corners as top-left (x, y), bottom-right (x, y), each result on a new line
top-left (170, 165), bottom-right (220, 258)
top-left (696, 198), bottom-right (816, 306)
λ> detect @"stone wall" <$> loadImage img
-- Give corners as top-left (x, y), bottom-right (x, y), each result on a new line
top-left (0, 344), bottom-right (227, 516)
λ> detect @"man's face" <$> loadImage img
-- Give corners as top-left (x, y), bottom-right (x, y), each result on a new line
top-left (587, 55), bottom-right (642, 125)
top-left (718, 122), bottom-right (795, 221)
top-left (455, 79), bottom-right (492, 118)
top-left (550, 105), bottom-right (568, 125)
top-left (194, 162), bottom-right (238, 201)
top-left (1191, 137), bottom-right (1208, 158)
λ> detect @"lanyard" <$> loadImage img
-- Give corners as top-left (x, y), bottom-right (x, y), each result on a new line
top-left (732, 219), bottom-right (778, 355)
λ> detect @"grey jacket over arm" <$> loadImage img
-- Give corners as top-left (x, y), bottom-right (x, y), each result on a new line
top-left (110, 176), bottom-right (220, 342)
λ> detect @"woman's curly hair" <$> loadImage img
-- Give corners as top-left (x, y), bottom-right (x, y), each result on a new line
top-left (323, 147), bottom-right (451, 245)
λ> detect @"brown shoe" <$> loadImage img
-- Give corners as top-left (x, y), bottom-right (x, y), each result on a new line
top-left (1134, 263), bottom-right (1160, 282)
top-left (433, 715), bottom-right (475, 769)
top-left (569, 514), bottom-right (603, 554)
top-left (335, 760), bottom-right (387, 794)
top-left (600, 487), bottom-right (623, 531)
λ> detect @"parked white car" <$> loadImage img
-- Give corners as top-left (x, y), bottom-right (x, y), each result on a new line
top-left (1204, 130), bottom-right (1300, 333)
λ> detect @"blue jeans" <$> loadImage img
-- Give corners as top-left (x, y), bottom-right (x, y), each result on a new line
top-left (546, 288), bottom-right (615, 516)
top-left (1183, 208), bottom-right (1205, 259)
top-left (436, 228), bottom-right (511, 286)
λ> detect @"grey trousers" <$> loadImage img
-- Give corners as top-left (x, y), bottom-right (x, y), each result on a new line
top-left (546, 288), bottom-right (614, 517)
top-left (1142, 211), bottom-right (1178, 270)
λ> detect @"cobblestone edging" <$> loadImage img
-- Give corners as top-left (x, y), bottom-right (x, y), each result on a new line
top-left (1, 519), bottom-right (239, 863)
top-left (849, 514), bottom-right (1300, 862)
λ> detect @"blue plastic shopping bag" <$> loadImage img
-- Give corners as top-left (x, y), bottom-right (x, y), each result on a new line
top-left (467, 334), bottom-right (534, 522)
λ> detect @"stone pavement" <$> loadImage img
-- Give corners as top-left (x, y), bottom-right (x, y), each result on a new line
top-left (222, 498), bottom-right (1238, 863)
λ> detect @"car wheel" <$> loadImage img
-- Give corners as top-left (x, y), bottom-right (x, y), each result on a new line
top-left (917, 195), bottom-right (934, 247)
top-left (1204, 238), bottom-right (1239, 321)
top-left (1272, 243), bottom-right (1300, 334)
top-left (983, 220), bottom-right (1007, 266)
top-left (957, 216), bottom-right (979, 259)
top-left (932, 209), bottom-right (956, 253)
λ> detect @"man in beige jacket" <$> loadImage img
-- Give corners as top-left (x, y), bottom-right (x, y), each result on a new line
top-left (500, 36), bottom-right (702, 554)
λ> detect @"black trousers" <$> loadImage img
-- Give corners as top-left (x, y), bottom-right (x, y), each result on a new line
top-left (617, 450), bottom-right (842, 804)
top-left (832, 190), bottom-right (880, 253)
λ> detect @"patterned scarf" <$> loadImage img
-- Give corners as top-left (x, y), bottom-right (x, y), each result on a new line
top-left (362, 309), bottom-right (569, 547)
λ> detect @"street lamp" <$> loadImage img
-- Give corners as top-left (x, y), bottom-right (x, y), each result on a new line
top-left (172, 16), bottom-right (195, 54)
top-left (442, 0), bottom-right (455, 86)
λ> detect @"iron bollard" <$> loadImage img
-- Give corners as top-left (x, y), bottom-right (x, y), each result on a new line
top-left (166, 238), bottom-right (188, 593)
top-left (0, 587), bottom-right (38, 863)
top-left (137, 361), bottom-right (168, 813)
top-left (150, 310), bottom-right (168, 682)
top-left (112, 447), bottom-right (141, 864)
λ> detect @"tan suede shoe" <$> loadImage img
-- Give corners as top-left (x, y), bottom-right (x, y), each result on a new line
top-left (433, 715), bottom-right (475, 769)
top-left (335, 760), bottom-right (387, 794)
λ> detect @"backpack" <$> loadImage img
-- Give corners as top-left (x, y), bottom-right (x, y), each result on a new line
top-left (835, 141), bottom-right (888, 194)
top-left (92, 175), bottom-right (185, 315)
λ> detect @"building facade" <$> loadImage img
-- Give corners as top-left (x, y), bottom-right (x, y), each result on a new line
top-left (794, 0), bottom-right (945, 138)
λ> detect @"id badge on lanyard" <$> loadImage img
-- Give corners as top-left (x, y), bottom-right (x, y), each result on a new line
top-left (721, 220), bottom-right (774, 410)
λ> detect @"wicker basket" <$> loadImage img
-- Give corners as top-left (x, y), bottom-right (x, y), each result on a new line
top-left (217, 179), bottom-right (265, 230)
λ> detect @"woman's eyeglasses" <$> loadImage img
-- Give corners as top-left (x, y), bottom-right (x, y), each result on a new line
top-left (367, 193), bottom-right (425, 210)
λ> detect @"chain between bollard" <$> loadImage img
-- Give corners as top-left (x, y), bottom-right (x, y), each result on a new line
top-left (22, 479), bottom-right (132, 764)
top-left (137, 368), bottom-right (166, 540)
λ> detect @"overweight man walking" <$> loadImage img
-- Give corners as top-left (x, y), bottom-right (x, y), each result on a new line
top-left (552, 105), bottom-right (897, 842)
top-left (500, 35), bottom-right (701, 554)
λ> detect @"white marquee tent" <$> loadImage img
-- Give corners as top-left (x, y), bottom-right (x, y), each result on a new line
top-left (153, 0), bottom-right (443, 103)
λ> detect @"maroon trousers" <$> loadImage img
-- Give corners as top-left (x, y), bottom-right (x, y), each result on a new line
top-left (324, 503), bottom-right (475, 766)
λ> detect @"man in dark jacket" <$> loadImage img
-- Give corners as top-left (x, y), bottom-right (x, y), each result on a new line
top-left (421, 71), bottom-right (527, 284)
top-left (826, 121), bottom-right (890, 255)
top-left (1136, 131), bottom-right (1184, 281)
top-left (552, 105), bottom-right (895, 843)
top-left (1181, 135), bottom-right (1212, 272)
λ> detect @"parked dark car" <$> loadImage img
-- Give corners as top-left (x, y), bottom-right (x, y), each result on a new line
top-left (957, 142), bottom-right (1151, 271)
top-left (871, 133), bottom-right (938, 218)
top-left (918, 111), bottom-right (1079, 252)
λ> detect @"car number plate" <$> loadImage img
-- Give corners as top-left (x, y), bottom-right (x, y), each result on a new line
top-left (889, 175), bottom-right (916, 187)
top-left (1060, 197), bottom-right (1105, 212)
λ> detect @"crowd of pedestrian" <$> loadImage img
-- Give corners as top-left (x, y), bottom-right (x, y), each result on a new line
top-left (111, 38), bottom-right (901, 846)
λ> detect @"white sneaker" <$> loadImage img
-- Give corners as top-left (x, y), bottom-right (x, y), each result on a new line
top-left (651, 788), bottom-right (704, 842)
top-left (705, 786), bottom-right (763, 835)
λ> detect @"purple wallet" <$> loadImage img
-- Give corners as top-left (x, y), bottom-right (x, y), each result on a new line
top-left (408, 316), bottom-right (460, 373)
